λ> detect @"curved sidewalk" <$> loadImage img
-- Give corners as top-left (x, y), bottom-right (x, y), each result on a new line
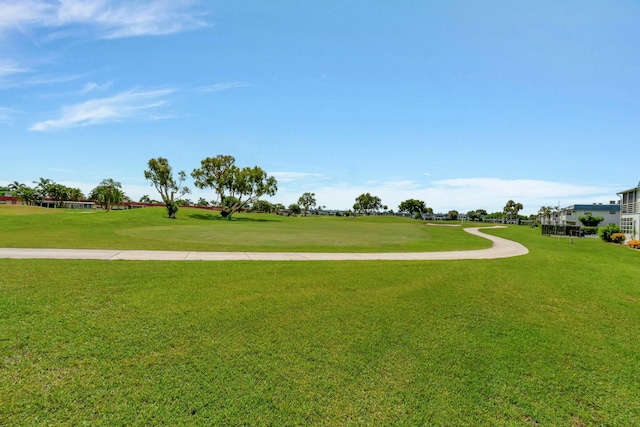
top-left (0, 226), bottom-right (528, 261)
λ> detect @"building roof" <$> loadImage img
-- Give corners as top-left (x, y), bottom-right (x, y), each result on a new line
top-left (567, 204), bottom-right (620, 211)
top-left (617, 188), bottom-right (640, 195)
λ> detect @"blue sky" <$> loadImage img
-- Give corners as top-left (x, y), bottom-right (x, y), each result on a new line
top-left (1, 1), bottom-right (638, 215)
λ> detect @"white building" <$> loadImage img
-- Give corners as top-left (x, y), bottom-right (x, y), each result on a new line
top-left (557, 202), bottom-right (620, 227)
top-left (617, 183), bottom-right (640, 240)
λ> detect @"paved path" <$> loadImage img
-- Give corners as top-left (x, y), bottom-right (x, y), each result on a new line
top-left (0, 226), bottom-right (528, 261)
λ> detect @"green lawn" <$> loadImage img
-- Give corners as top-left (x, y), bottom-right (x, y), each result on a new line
top-left (0, 205), bottom-right (491, 252)
top-left (1, 207), bottom-right (640, 425)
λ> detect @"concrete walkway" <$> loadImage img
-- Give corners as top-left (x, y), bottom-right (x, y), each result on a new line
top-left (0, 226), bottom-right (528, 261)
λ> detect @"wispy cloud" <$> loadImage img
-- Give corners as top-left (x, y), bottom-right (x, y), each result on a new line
top-left (0, 61), bottom-right (30, 79)
top-left (0, 107), bottom-right (17, 123)
top-left (0, 0), bottom-right (208, 39)
top-left (81, 81), bottom-right (112, 93)
top-left (271, 171), bottom-right (327, 183)
top-left (29, 87), bottom-right (177, 131)
top-left (198, 82), bottom-right (249, 93)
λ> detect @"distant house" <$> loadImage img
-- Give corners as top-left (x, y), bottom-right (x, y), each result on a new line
top-left (0, 194), bottom-right (95, 209)
top-left (422, 212), bottom-right (450, 221)
top-left (617, 183), bottom-right (640, 240)
top-left (556, 202), bottom-right (620, 227)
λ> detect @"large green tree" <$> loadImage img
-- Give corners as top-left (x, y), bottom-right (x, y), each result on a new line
top-left (192, 155), bottom-right (278, 219)
top-left (89, 179), bottom-right (125, 211)
top-left (398, 199), bottom-right (428, 217)
top-left (144, 157), bottom-right (190, 219)
top-left (353, 193), bottom-right (383, 215)
top-left (297, 192), bottom-right (316, 216)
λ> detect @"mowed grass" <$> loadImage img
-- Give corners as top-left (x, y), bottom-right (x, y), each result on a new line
top-left (2, 208), bottom-right (640, 425)
top-left (0, 206), bottom-right (640, 426)
top-left (0, 205), bottom-right (491, 252)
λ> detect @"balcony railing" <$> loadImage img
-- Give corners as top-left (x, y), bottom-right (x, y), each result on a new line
top-left (621, 201), bottom-right (640, 214)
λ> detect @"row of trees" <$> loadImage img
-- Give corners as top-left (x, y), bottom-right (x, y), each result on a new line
top-left (4, 179), bottom-right (85, 208)
top-left (4, 178), bottom-right (128, 210)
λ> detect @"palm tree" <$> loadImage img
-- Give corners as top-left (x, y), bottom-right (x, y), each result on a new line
top-left (89, 179), bottom-right (124, 211)
top-left (7, 181), bottom-right (25, 192)
top-left (503, 200), bottom-right (524, 223)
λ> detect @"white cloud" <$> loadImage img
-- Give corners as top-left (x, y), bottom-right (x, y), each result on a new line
top-left (82, 81), bottom-right (112, 93)
top-left (271, 171), bottom-right (326, 183)
top-left (0, 1), bottom-right (53, 31)
top-left (29, 87), bottom-right (177, 131)
top-left (0, 61), bottom-right (30, 78)
top-left (0, 0), bottom-right (208, 39)
top-left (199, 82), bottom-right (249, 93)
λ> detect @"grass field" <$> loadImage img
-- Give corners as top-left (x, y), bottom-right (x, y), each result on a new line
top-left (0, 205), bottom-right (492, 252)
top-left (1, 206), bottom-right (640, 425)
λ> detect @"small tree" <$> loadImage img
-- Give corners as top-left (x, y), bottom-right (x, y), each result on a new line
top-left (251, 199), bottom-right (274, 213)
top-left (12, 185), bottom-right (38, 205)
top-left (298, 192), bottom-right (316, 216)
top-left (144, 157), bottom-right (190, 219)
top-left (448, 210), bottom-right (459, 220)
top-left (89, 179), bottom-right (124, 211)
top-left (288, 203), bottom-right (301, 215)
top-left (579, 214), bottom-right (604, 227)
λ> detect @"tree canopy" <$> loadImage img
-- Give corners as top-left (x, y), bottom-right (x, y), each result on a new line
top-left (398, 199), bottom-right (429, 217)
top-left (144, 157), bottom-right (190, 219)
top-left (297, 192), bottom-right (316, 216)
top-left (192, 155), bottom-right (278, 219)
top-left (579, 214), bottom-right (604, 227)
top-left (89, 179), bottom-right (125, 211)
top-left (288, 203), bottom-right (301, 215)
top-left (353, 193), bottom-right (383, 215)
top-left (503, 200), bottom-right (524, 222)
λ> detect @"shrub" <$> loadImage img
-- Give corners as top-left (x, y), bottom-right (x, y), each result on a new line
top-left (611, 233), bottom-right (626, 244)
top-left (599, 224), bottom-right (621, 242)
top-left (581, 226), bottom-right (598, 235)
top-left (627, 240), bottom-right (640, 249)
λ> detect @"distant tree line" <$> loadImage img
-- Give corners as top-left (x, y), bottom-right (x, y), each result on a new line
top-left (2, 162), bottom-right (530, 225)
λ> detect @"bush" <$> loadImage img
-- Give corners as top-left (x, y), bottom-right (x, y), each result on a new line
top-left (627, 240), bottom-right (640, 249)
top-left (611, 233), bottom-right (626, 244)
top-left (581, 226), bottom-right (598, 235)
top-left (598, 224), bottom-right (621, 242)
